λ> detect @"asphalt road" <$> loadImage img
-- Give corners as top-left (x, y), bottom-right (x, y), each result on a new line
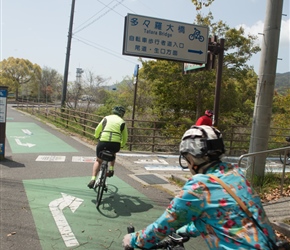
top-left (0, 105), bottom-right (207, 250)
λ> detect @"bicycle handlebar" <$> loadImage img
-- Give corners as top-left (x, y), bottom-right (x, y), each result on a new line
top-left (125, 226), bottom-right (190, 250)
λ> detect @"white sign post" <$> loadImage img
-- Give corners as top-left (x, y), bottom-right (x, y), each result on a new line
top-left (123, 14), bottom-right (209, 64)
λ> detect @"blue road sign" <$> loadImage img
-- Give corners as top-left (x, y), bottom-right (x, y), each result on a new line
top-left (133, 64), bottom-right (139, 77)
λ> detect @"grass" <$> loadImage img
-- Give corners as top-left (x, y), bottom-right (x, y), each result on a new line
top-left (252, 172), bottom-right (290, 201)
top-left (283, 218), bottom-right (290, 225)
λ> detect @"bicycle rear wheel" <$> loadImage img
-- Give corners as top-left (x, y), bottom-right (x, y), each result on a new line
top-left (96, 163), bottom-right (108, 208)
top-left (279, 149), bottom-right (290, 165)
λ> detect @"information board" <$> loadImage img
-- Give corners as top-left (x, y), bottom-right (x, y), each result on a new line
top-left (0, 89), bottom-right (7, 123)
top-left (123, 14), bottom-right (209, 64)
top-left (0, 87), bottom-right (8, 159)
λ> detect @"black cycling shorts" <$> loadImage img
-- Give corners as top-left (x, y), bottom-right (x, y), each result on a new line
top-left (96, 141), bottom-right (121, 158)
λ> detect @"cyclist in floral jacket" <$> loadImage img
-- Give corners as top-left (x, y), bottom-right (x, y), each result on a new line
top-left (123, 125), bottom-right (276, 250)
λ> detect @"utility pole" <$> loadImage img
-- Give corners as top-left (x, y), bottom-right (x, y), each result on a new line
top-left (248, 0), bottom-right (284, 178)
top-left (130, 64), bottom-right (139, 151)
top-left (61, 0), bottom-right (76, 108)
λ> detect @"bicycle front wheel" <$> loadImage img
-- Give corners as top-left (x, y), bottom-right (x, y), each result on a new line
top-left (96, 164), bottom-right (108, 208)
top-left (279, 149), bottom-right (290, 165)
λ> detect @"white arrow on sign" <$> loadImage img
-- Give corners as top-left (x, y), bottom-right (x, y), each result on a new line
top-left (49, 193), bottom-right (84, 248)
top-left (15, 138), bottom-right (35, 147)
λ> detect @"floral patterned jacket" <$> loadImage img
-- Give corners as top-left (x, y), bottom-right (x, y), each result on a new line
top-left (129, 162), bottom-right (276, 250)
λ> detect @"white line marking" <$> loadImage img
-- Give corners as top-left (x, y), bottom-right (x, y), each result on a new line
top-left (117, 153), bottom-right (178, 158)
top-left (36, 155), bottom-right (66, 162)
top-left (134, 159), bottom-right (168, 164)
top-left (22, 129), bottom-right (33, 135)
top-left (15, 138), bottom-right (35, 147)
top-left (144, 165), bottom-right (189, 171)
top-left (72, 156), bottom-right (96, 162)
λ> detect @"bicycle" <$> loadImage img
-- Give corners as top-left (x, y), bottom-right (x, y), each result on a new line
top-left (93, 150), bottom-right (115, 209)
top-left (188, 27), bottom-right (204, 42)
top-left (125, 225), bottom-right (190, 250)
top-left (279, 136), bottom-right (290, 165)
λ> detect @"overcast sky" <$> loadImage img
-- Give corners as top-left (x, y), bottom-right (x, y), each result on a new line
top-left (1, 0), bottom-right (289, 85)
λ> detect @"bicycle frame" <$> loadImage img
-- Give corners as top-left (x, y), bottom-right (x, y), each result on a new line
top-left (95, 160), bottom-right (108, 208)
top-left (94, 150), bottom-right (115, 209)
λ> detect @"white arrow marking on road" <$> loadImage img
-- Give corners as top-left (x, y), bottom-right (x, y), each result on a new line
top-left (49, 193), bottom-right (84, 248)
top-left (15, 138), bottom-right (35, 147)
top-left (22, 129), bottom-right (33, 135)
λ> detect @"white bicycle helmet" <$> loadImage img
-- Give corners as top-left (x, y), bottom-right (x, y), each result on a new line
top-left (179, 125), bottom-right (225, 161)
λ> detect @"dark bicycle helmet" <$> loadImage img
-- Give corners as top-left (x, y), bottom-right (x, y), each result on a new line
top-left (179, 125), bottom-right (225, 161)
top-left (112, 106), bottom-right (126, 117)
top-left (205, 110), bottom-right (213, 117)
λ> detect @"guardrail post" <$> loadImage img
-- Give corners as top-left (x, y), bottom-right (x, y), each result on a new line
top-left (152, 122), bottom-right (156, 152)
top-left (66, 108), bottom-right (69, 128)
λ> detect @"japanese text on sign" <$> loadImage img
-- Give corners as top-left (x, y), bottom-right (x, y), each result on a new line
top-left (0, 90), bottom-right (7, 123)
top-left (123, 14), bottom-right (208, 64)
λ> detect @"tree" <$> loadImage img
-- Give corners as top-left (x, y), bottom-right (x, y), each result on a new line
top-left (272, 90), bottom-right (290, 130)
top-left (39, 67), bottom-right (63, 103)
top-left (137, 59), bottom-right (213, 123)
top-left (191, 0), bottom-right (215, 10)
top-left (98, 76), bottom-right (134, 117)
top-left (66, 70), bottom-right (110, 111)
top-left (136, 12), bottom-right (260, 128)
top-left (0, 57), bottom-right (41, 100)
top-left (82, 70), bottom-right (110, 105)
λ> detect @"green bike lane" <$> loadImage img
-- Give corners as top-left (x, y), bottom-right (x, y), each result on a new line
top-left (6, 122), bottom-right (77, 153)
top-left (3, 106), bottom-right (206, 250)
top-left (5, 117), bottom-right (161, 249)
top-left (23, 176), bottom-right (163, 250)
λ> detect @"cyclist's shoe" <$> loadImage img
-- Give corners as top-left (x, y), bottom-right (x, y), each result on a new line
top-left (87, 180), bottom-right (95, 189)
top-left (107, 170), bottom-right (114, 177)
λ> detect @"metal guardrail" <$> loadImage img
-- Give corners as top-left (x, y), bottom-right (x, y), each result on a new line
top-left (15, 103), bottom-right (184, 152)
top-left (238, 146), bottom-right (290, 195)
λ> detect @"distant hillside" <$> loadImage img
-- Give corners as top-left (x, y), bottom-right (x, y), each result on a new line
top-left (106, 72), bottom-right (290, 94)
top-left (275, 72), bottom-right (290, 93)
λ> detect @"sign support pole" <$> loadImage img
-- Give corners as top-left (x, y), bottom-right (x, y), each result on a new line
top-left (212, 38), bottom-right (225, 127)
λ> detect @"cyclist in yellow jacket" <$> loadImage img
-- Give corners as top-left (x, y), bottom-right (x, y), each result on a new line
top-left (87, 106), bottom-right (128, 188)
